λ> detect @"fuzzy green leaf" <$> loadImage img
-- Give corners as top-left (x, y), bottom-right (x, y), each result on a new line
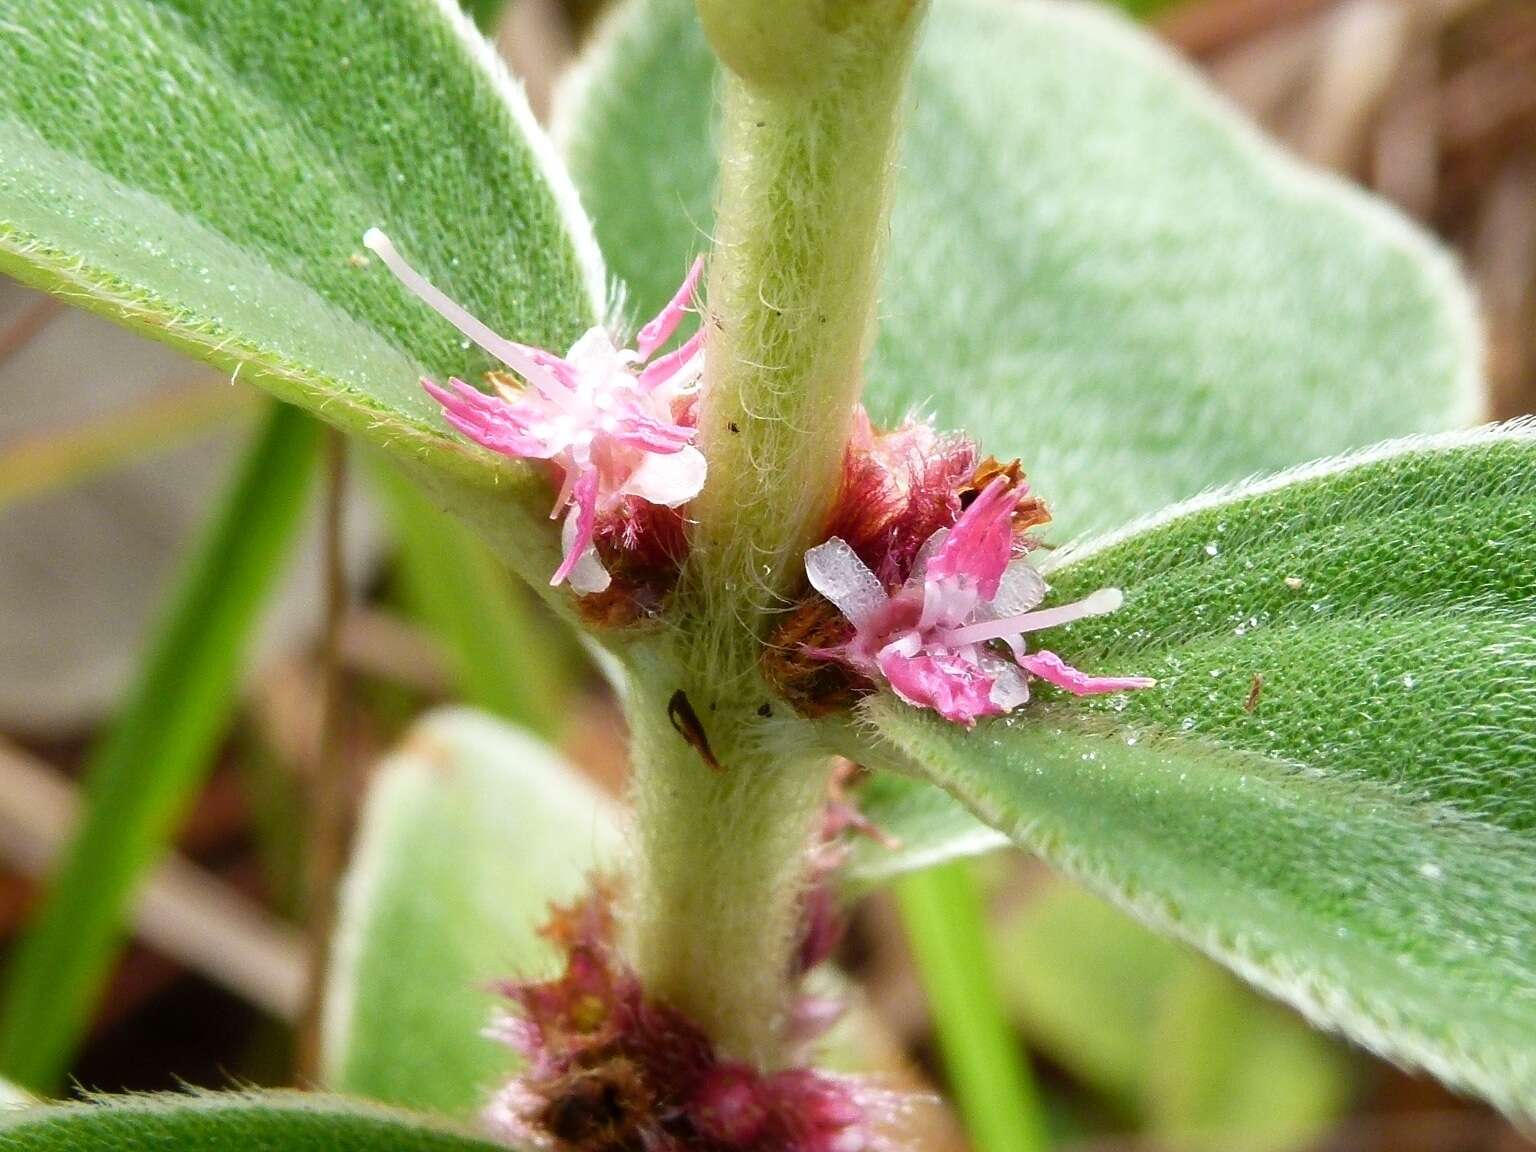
top-left (323, 708), bottom-right (619, 1118)
top-left (557, 0), bottom-right (1478, 536)
top-left (0, 1093), bottom-right (508, 1150)
top-left (851, 424), bottom-right (1536, 1114)
top-left (0, 0), bottom-right (603, 584)
top-left (0, 1078), bottom-right (35, 1110)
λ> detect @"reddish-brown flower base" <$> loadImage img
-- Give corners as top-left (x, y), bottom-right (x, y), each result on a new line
top-left (484, 794), bottom-right (902, 1152)
top-left (765, 416), bottom-right (1050, 716)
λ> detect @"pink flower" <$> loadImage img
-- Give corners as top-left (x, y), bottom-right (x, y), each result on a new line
top-left (804, 477), bottom-right (1155, 726)
top-left (363, 229), bottom-right (707, 592)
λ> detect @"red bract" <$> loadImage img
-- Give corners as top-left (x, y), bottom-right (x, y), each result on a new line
top-left (482, 869), bottom-right (896, 1152)
top-left (824, 410), bottom-right (977, 588)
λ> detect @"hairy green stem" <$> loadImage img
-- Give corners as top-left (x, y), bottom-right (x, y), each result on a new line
top-left (625, 666), bottom-right (832, 1064)
top-left (624, 0), bottom-right (927, 1068)
top-left (683, 0), bottom-right (928, 674)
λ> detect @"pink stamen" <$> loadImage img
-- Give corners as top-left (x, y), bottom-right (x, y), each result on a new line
top-left (635, 256), bottom-right (704, 360)
top-left (941, 587), bottom-right (1124, 648)
top-left (363, 228), bottom-right (553, 390)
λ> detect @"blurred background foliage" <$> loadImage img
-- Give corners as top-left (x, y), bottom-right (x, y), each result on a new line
top-left (0, 0), bottom-right (1530, 1148)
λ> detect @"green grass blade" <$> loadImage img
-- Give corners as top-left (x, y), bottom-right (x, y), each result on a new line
top-left (0, 403), bottom-right (321, 1093)
top-left (896, 862), bottom-right (1050, 1152)
top-left (370, 461), bottom-right (579, 738)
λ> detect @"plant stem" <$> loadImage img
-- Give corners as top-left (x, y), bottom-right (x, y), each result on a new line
top-left (683, 0), bottom-right (928, 672)
top-left (898, 862), bottom-right (1051, 1152)
top-left (625, 0), bottom-right (928, 1069)
top-left (624, 668), bottom-right (832, 1065)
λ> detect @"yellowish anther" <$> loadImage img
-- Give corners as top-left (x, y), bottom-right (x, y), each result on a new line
top-left (571, 994), bottom-right (609, 1034)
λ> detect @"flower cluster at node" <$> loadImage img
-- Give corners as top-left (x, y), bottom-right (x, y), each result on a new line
top-left (766, 416), bottom-right (1153, 726)
top-left (482, 859), bottom-right (902, 1152)
top-left (363, 229), bottom-right (706, 595)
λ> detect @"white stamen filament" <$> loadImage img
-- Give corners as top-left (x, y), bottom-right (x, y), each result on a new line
top-left (941, 587), bottom-right (1124, 648)
top-left (363, 228), bottom-right (554, 392)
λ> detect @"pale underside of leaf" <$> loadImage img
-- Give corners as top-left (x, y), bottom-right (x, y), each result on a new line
top-left (556, 0), bottom-right (1480, 538)
top-left (843, 425), bottom-right (1536, 1115)
top-left (323, 708), bottom-right (620, 1119)
top-left (842, 769), bottom-right (1009, 886)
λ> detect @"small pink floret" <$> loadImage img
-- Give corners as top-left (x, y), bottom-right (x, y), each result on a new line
top-left (691, 1064), bottom-right (772, 1147)
top-left (924, 476), bottom-right (1016, 599)
top-left (804, 477), bottom-right (1154, 725)
top-left (364, 230), bottom-right (707, 592)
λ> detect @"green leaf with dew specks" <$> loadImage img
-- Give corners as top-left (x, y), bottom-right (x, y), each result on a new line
top-left (842, 424), bottom-right (1536, 1116)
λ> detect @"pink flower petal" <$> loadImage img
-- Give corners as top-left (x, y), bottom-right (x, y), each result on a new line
top-left (926, 477), bottom-right (1018, 599)
top-left (551, 469), bottom-right (603, 589)
top-left (634, 256), bottom-right (704, 360)
top-left (422, 378), bottom-right (557, 459)
top-left (622, 445), bottom-right (707, 507)
top-left (1017, 649), bottom-right (1156, 695)
top-left (636, 326), bottom-right (706, 393)
top-left (877, 647), bottom-right (1001, 727)
top-left (373, 226), bottom-right (710, 594)
top-left (609, 402), bottom-right (697, 453)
